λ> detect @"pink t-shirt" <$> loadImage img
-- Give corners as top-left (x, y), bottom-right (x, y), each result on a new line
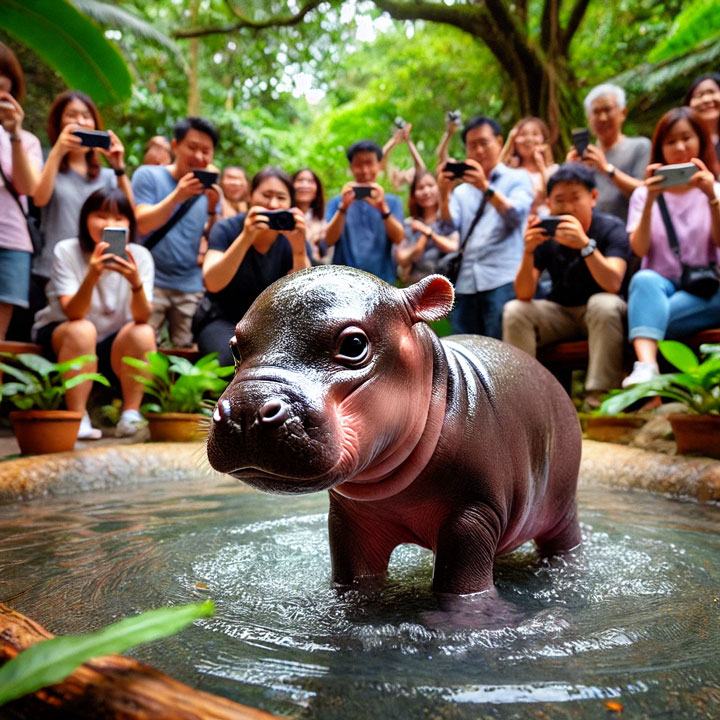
top-left (0, 126), bottom-right (43, 253)
top-left (626, 183), bottom-right (720, 278)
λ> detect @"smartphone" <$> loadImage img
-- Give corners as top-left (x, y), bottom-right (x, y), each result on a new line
top-left (446, 109), bottom-right (462, 125)
top-left (263, 209), bottom-right (296, 231)
top-left (652, 162), bottom-right (699, 189)
top-left (192, 169), bottom-right (219, 188)
top-left (444, 161), bottom-right (473, 179)
top-left (72, 129), bottom-right (111, 150)
top-left (353, 185), bottom-right (373, 200)
top-left (102, 227), bottom-right (128, 261)
top-left (537, 216), bottom-right (564, 237)
top-left (571, 128), bottom-right (590, 157)
top-left (0, 100), bottom-right (15, 112)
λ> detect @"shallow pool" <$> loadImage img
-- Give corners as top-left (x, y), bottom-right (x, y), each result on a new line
top-left (1, 477), bottom-right (718, 719)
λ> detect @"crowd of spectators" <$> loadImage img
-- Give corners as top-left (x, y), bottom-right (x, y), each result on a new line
top-left (2, 37), bottom-right (720, 434)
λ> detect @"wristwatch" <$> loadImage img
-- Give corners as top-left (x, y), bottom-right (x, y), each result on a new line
top-left (484, 185), bottom-right (496, 199)
top-left (580, 237), bottom-right (597, 257)
top-left (606, 164), bottom-right (616, 179)
top-left (381, 210), bottom-right (391, 219)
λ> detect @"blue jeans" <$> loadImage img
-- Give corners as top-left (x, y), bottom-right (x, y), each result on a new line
top-left (627, 269), bottom-right (720, 341)
top-left (450, 282), bottom-right (515, 339)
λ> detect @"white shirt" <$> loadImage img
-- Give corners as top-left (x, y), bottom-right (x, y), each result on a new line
top-left (33, 238), bottom-right (154, 342)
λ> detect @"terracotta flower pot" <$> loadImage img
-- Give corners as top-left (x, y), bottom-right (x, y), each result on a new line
top-left (146, 412), bottom-right (208, 442)
top-left (585, 415), bottom-right (647, 444)
top-left (9, 410), bottom-right (82, 455)
top-left (668, 414), bottom-right (720, 459)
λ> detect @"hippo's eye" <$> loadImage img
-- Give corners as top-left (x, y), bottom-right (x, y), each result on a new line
top-left (229, 338), bottom-right (242, 369)
top-left (335, 328), bottom-right (371, 366)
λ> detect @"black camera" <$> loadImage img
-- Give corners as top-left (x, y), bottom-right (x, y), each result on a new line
top-left (193, 169), bottom-right (219, 188)
top-left (72, 129), bottom-right (111, 150)
top-left (264, 210), bottom-right (296, 231)
top-left (394, 116), bottom-right (408, 130)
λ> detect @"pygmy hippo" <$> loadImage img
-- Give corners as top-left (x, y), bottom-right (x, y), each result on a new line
top-left (207, 266), bottom-right (582, 604)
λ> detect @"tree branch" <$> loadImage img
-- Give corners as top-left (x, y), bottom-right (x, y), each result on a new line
top-left (173, 0), bottom-right (324, 38)
top-left (559, 0), bottom-right (591, 55)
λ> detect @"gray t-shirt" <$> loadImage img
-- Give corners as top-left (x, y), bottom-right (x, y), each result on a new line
top-left (35, 167), bottom-right (116, 278)
top-left (594, 135), bottom-right (651, 223)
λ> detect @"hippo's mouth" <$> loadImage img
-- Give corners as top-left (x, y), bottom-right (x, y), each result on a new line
top-left (227, 464), bottom-right (347, 495)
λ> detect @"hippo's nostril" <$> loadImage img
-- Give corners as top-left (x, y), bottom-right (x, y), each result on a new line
top-left (258, 399), bottom-right (290, 425)
top-left (214, 399), bottom-right (233, 424)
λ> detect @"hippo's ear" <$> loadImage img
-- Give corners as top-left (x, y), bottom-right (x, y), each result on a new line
top-left (402, 274), bottom-right (455, 323)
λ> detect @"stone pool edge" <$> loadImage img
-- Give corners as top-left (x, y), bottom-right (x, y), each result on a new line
top-left (0, 439), bottom-right (718, 504)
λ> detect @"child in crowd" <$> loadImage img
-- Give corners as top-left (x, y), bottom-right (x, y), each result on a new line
top-left (194, 167), bottom-right (311, 366)
top-left (396, 170), bottom-right (458, 284)
top-left (623, 107), bottom-right (720, 387)
top-left (32, 188), bottom-right (155, 439)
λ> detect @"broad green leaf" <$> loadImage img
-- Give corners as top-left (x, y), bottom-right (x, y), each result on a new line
top-left (0, 362), bottom-right (36, 386)
top-left (0, 0), bottom-right (132, 106)
top-left (64, 372), bottom-right (111, 390)
top-left (658, 341), bottom-right (699, 373)
top-left (13, 354), bottom-right (56, 377)
top-left (55, 355), bottom-right (100, 374)
top-left (0, 601), bottom-right (214, 707)
top-left (0, 382), bottom-right (26, 396)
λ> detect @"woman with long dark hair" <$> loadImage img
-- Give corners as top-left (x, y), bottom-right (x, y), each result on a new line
top-left (32, 188), bottom-right (155, 438)
top-left (194, 167), bottom-right (311, 365)
top-left (32, 90), bottom-right (133, 291)
top-left (623, 107), bottom-right (720, 387)
top-left (684, 73), bottom-right (720, 164)
top-left (293, 167), bottom-right (329, 263)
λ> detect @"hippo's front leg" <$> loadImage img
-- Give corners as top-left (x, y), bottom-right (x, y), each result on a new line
top-left (432, 503), bottom-right (503, 598)
top-left (328, 493), bottom-right (399, 586)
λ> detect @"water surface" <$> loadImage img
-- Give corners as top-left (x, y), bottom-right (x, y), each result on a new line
top-left (0, 478), bottom-right (718, 719)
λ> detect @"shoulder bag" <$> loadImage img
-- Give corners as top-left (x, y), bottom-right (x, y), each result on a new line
top-left (656, 194), bottom-right (719, 300)
top-left (0, 163), bottom-right (43, 254)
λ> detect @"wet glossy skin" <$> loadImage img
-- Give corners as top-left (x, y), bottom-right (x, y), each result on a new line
top-left (207, 267), bottom-right (581, 598)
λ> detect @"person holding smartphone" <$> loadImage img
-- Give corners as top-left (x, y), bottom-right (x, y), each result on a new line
top-left (194, 167), bottom-right (311, 366)
top-left (622, 107), bottom-right (720, 387)
top-left (132, 116), bottom-right (221, 350)
top-left (325, 140), bottom-right (404, 284)
top-left (32, 91), bottom-right (132, 302)
top-left (566, 83), bottom-right (650, 223)
top-left (0, 42), bottom-right (42, 342)
top-left (502, 163), bottom-right (630, 409)
top-left (32, 188), bottom-right (155, 439)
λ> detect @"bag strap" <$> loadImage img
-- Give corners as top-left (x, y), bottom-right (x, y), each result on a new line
top-left (656, 194), bottom-right (680, 255)
top-left (0, 162), bottom-right (28, 219)
top-left (143, 194), bottom-right (203, 252)
top-left (458, 171), bottom-right (497, 253)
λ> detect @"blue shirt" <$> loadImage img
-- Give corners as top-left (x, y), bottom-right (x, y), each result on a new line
top-left (326, 193), bottom-right (404, 284)
top-left (132, 165), bottom-right (209, 292)
top-left (449, 163), bottom-right (534, 293)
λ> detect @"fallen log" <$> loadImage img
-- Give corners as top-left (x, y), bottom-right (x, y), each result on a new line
top-left (0, 604), bottom-right (279, 720)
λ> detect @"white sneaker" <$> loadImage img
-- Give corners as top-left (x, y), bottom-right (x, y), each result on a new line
top-left (78, 412), bottom-right (102, 440)
top-left (116, 410), bottom-right (147, 438)
top-left (622, 361), bottom-right (659, 388)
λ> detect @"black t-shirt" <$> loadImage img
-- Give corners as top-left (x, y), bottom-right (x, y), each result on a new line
top-left (534, 211), bottom-right (630, 307)
top-left (205, 213), bottom-right (295, 323)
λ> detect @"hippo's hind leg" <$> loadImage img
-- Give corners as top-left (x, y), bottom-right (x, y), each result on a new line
top-left (534, 505), bottom-right (581, 557)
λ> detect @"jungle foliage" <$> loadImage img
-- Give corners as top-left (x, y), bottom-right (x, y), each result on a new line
top-left (1, 0), bottom-right (719, 197)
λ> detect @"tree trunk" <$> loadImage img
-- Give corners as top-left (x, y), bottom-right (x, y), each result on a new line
top-left (188, 0), bottom-right (200, 114)
top-left (0, 604), bottom-right (278, 720)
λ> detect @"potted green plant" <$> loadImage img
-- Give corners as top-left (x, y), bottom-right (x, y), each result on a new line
top-left (123, 351), bottom-right (234, 442)
top-left (599, 341), bottom-right (720, 458)
top-left (0, 353), bottom-right (109, 455)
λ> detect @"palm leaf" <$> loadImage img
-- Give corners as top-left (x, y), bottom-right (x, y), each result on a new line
top-left (0, 0), bottom-right (132, 106)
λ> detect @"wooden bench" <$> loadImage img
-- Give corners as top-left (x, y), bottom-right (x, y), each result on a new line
top-left (0, 340), bottom-right (44, 357)
top-left (537, 328), bottom-right (720, 392)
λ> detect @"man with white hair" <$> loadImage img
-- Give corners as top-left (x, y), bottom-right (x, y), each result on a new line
top-left (568, 83), bottom-right (650, 222)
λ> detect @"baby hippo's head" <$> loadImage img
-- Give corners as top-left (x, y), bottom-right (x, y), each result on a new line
top-left (206, 266), bottom-right (453, 495)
